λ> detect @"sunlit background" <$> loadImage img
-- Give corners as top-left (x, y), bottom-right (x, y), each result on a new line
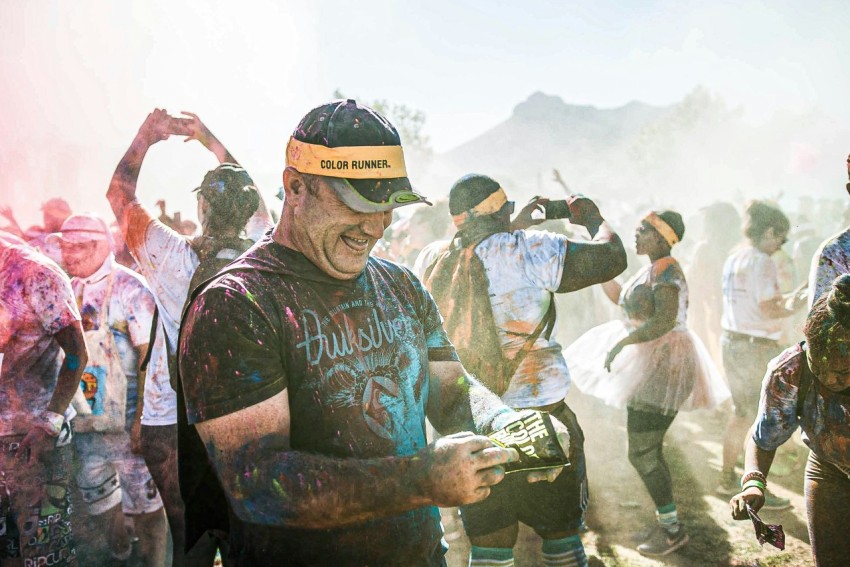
top-left (1, 0), bottom-right (849, 229)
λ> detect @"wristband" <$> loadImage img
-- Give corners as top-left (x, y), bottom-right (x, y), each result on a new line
top-left (741, 470), bottom-right (767, 488)
top-left (489, 408), bottom-right (519, 433)
top-left (35, 411), bottom-right (64, 437)
top-left (742, 479), bottom-right (766, 492)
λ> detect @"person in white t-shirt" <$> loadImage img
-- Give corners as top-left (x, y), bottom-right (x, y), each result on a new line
top-left (716, 200), bottom-right (805, 506)
top-left (56, 213), bottom-right (167, 567)
top-left (106, 108), bottom-right (268, 565)
top-left (421, 174), bottom-right (627, 567)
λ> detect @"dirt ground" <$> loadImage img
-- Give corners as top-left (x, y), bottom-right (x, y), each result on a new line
top-left (442, 389), bottom-right (814, 567)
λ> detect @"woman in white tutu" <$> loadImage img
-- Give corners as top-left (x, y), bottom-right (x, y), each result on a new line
top-left (565, 210), bottom-right (730, 557)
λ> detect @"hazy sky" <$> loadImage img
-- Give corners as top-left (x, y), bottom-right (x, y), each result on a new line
top-left (1, 0), bottom-right (848, 226)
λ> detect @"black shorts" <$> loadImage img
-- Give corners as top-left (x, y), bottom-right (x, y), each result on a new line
top-left (459, 403), bottom-right (588, 537)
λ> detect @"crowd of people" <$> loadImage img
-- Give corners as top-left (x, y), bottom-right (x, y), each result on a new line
top-left (0, 100), bottom-right (848, 567)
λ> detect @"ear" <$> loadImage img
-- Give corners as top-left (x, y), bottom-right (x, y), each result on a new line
top-left (283, 167), bottom-right (307, 203)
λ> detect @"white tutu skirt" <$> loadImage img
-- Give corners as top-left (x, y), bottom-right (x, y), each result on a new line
top-left (564, 321), bottom-right (731, 414)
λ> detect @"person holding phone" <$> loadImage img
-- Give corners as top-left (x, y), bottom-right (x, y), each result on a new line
top-left (730, 274), bottom-right (850, 566)
top-left (421, 175), bottom-right (627, 567)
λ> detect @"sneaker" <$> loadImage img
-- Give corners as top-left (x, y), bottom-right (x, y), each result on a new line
top-left (762, 491), bottom-right (792, 511)
top-left (637, 525), bottom-right (689, 557)
top-left (714, 471), bottom-right (739, 497)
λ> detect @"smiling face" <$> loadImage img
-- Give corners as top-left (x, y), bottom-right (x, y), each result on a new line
top-left (278, 170), bottom-right (392, 280)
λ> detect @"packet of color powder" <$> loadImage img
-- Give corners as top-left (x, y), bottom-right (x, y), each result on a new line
top-left (488, 411), bottom-right (569, 473)
top-left (746, 504), bottom-right (786, 550)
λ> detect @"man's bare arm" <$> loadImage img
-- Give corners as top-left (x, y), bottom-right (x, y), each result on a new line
top-left (18, 322), bottom-right (88, 464)
top-left (558, 220), bottom-right (628, 293)
top-left (50, 322), bottom-right (89, 415)
top-left (425, 360), bottom-right (516, 436)
top-left (195, 388), bottom-right (516, 529)
top-left (106, 109), bottom-right (171, 228)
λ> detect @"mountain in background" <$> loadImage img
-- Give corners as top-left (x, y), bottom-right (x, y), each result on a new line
top-left (443, 91), bottom-right (670, 178)
top-left (422, 88), bottom-right (846, 219)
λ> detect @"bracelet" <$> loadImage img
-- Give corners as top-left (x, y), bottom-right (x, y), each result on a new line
top-left (741, 470), bottom-right (767, 489)
top-left (35, 411), bottom-right (64, 437)
top-left (742, 479), bottom-right (766, 492)
top-left (489, 408), bottom-right (519, 432)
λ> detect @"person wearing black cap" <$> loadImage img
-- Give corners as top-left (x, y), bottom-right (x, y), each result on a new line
top-left (107, 109), bottom-right (266, 566)
top-left (177, 100), bottom-right (547, 566)
top-left (421, 174), bottom-right (627, 567)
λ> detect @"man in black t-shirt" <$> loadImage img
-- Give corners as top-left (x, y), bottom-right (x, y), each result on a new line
top-left (179, 100), bottom-right (569, 565)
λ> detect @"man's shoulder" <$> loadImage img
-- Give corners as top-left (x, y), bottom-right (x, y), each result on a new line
top-left (13, 246), bottom-right (71, 287)
top-left (766, 343), bottom-right (805, 387)
top-left (193, 240), bottom-right (296, 302)
top-left (816, 227), bottom-right (850, 259)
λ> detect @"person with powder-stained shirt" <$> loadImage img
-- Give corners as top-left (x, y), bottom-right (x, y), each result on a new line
top-left (178, 100), bottom-right (566, 566)
top-left (0, 231), bottom-right (88, 567)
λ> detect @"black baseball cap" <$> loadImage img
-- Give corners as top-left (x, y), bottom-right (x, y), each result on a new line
top-left (286, 99), bottom-right (430, 213)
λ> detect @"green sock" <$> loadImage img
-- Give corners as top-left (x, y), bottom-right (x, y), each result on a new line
top-left (469, 545), bottom-right (514, 567)
top-left (657, 503), bottom-right (680, 533)
top-left (542, 535), bottom-right (588, 567)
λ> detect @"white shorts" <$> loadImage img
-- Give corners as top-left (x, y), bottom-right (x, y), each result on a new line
top-left (74, 432), bottom-right (163, 516)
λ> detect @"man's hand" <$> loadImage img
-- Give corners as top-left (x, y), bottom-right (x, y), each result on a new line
top-left (422, 432), bottom-right (518, 507)
top-left (510, 196), bottom-right (548, 231)
top-left (526, 413), bottom-right (571, 483)
top-left (730, 487), bottom-right (765, 520)
top-left (567, 195), bottom-right (603, 235)
top-left (604, 341), bottom-right (626, 372)
top-left (179, 111), bottom-right (217, 148)
top-left (135, 108), bottom-right (172, 149)
top-left (15, 427), bottom-right (55, 466)
top-left (178, 111), bottom-right (236, 163)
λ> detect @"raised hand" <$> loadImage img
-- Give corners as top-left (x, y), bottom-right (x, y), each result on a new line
top-left (135, 108), bottom-right (172, 148)
top-left (178, 111), bottom-right (235, 163)
top-left (510, 196), bottom-right (549, 231)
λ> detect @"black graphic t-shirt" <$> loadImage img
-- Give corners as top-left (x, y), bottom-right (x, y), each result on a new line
top-left (180, 236), bottom-right (458, 565)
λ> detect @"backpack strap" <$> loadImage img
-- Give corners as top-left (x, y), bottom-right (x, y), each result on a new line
top-left (139, 306), bottom-right (159, 373)
top-left (499, 292), bottom-right (556, 391)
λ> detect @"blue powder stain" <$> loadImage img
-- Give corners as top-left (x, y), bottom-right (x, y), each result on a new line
top-left (66, 354), bottom-right (80, 370)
